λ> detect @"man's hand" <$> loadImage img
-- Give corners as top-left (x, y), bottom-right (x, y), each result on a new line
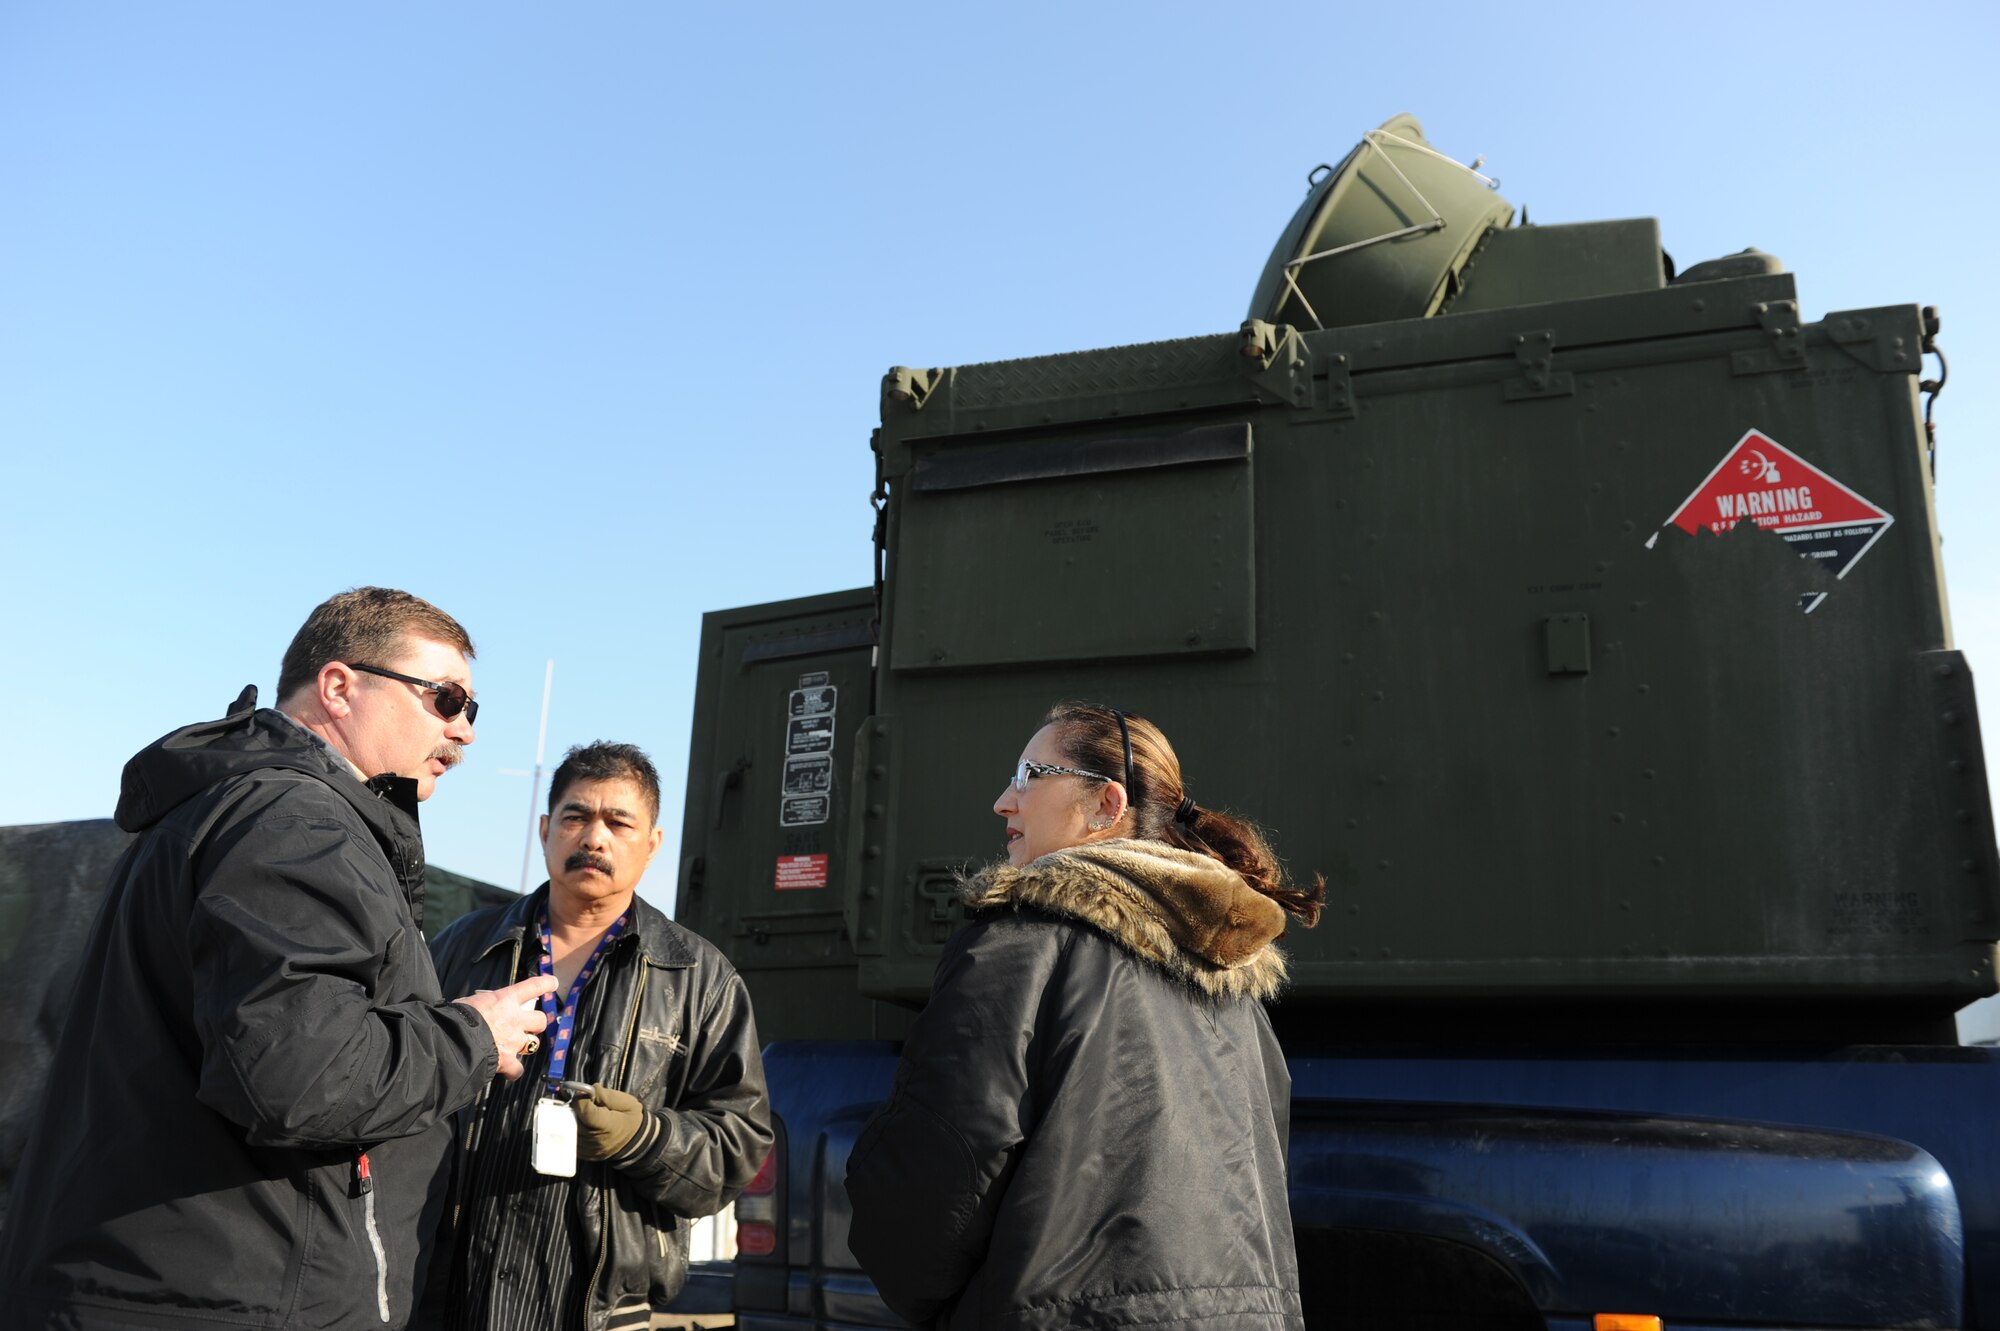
top-left (454, 975), bottom-right (559, 1081)
top-left (574, 1085), bottom-right (653, 1163)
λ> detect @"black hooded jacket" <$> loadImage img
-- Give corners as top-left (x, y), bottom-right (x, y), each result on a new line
top-left (0, 702), bottom-right (497, 1330)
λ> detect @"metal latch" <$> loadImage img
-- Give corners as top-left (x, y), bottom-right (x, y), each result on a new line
top-left (1731, 301), bottom-right (1807, 375)
top-left (1546, 613), bottom-right (1591, 674)
top-left (1504, 330), bottom-right (1575, 401)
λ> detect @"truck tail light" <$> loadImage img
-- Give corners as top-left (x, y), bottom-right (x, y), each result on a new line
top-left (734, 1146), bottom-right (780, 1259)
top-left (1595, 1316), bottom-right (1662, 1331)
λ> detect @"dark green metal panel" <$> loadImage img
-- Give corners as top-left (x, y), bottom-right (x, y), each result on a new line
top-left (889, 423), bottom-right (1255, 671)
top-left (673, 589), bottom-right (913, 1042)
top-left (1444, 220), bottom-right (1667, 314)
top-left (425, 865), bottom-right (516, 932)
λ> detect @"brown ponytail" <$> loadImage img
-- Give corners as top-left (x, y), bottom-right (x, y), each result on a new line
top-left (1042, 702), bottom-right (1325, 927)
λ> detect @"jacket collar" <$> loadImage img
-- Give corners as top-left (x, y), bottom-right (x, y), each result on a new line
top-left (959, 838), bottom-right (1289, 1001)
top-left (471, 882), bottom-right (696, 969)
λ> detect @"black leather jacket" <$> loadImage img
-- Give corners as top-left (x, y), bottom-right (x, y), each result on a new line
top-left (427, 886), bottom-right (771, 1330)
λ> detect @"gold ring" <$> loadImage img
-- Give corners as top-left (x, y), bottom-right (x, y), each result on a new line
top-left (520, 1035), bottom-right (540, 1056)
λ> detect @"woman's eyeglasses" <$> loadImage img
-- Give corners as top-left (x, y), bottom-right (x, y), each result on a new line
top-left (1012, 759), bottom-right (1114, 793)
top-left (349, 663), bottom-right (479, 724)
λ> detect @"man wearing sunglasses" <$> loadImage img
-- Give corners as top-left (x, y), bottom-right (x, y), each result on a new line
top-left (0, 586), bottom-right (555, 1331)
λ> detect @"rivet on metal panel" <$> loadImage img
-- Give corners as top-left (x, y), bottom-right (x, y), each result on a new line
top-left (864, 845), bottom-right (881, 860)
top-left (1611, 812), bottom-right (1626, 823)
top-left (863, 886), bottom-right (879, 900)
top-left (1942, 711), bottom-right (1961, 726)
top-left (862, 928), bottom-right (878, 941)
top-left (1642, 769), bottom-right (1656, 780)
top-left (872, 765), bottom-right (887, 778)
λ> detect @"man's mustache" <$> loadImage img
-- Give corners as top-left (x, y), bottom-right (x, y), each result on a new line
top-left (565, 851), bottom-right (614, 875)
top-left (430, 744), bottom-right (463, 770)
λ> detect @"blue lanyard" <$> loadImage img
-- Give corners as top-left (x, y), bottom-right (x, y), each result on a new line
top-left (536, 906), bottom-right (627, 1090)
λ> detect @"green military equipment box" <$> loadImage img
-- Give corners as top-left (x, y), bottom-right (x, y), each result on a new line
top-left (678, 117), bottom-right (1999, 1042)
top-left (675, 591), bottom-right (915, 1041)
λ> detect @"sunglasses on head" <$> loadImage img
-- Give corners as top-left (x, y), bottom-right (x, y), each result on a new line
top-left (349, 664), bottom-right (479, 724)
top-left (1012, 759), bottom-right (1114, 793)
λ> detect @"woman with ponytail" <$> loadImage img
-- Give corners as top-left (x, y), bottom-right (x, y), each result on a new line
top-left (846, 703), bottom-right (1321, 1331)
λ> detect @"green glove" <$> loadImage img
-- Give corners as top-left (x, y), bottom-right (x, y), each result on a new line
top-left (573, 1085), bottom-right (658, 1164)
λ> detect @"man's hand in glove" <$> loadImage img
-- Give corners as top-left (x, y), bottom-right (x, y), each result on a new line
top-left (573, 1086), bottom-right (661, 1165)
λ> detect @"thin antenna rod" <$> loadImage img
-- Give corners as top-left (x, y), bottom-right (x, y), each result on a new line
top-left (519, 659), bottom-right (554, 892)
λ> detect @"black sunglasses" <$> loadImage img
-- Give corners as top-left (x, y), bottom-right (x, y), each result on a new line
top-left (349, 664), bottom-right (479, 724)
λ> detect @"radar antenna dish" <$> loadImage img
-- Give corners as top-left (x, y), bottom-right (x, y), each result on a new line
top-left (1248, 114), bottom-right (1515, 330)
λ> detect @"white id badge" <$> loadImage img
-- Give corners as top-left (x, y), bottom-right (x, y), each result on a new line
top-left (531, 1098), bottom-right (578, 1177)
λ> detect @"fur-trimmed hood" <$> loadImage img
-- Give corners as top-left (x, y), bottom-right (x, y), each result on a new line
top-left (959, 838), bottom-right (1289, 1001)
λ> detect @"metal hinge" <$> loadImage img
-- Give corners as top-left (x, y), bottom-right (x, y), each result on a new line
top-left (1239, 319), bottom-right (1356, 418)
top-left (883, 365), bottom-right (939, 412)
top-left (1823, 308), bottom-right (1923, 374)
top-left (1731, 300), bottom-right (1807, 375)
top-left (1504, 330), bottom-right (1574, 401)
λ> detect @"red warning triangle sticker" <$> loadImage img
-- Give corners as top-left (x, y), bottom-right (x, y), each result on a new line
top-left (1650, 428), bottom-right (1894, 581)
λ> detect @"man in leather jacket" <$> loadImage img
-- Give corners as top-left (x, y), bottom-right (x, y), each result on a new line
top-left (426, 741), bottom-right (771, 1331)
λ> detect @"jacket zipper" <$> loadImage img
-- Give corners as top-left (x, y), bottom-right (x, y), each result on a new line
top-left (355, 1151), bottom-right (391, 1324)
top-left (449, 934), bottom-right (522, 1236)
top-left (586, 960), bottom-right (648, 1324)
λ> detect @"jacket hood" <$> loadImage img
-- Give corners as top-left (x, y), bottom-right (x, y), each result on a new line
top-left (959, 839), bottom-right (1289, 1001)
top-left (114, 694), bottom-right (400, 834)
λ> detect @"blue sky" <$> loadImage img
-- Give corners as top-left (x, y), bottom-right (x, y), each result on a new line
top-left (5, 3), bottom-right (1997, 1022)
